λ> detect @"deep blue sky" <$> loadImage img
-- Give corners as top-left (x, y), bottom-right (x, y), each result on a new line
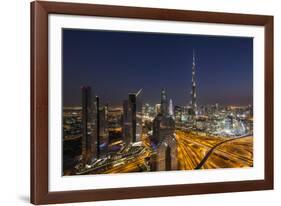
top-left (63, 29), bottom-right (253, 107)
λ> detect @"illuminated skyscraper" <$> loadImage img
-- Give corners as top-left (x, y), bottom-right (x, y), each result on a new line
top-left (174, 105), bottom-right (183, 122)
top-left (169, 99), bottom-right (174, 116)
top-left (81, 86), bottom-right (99, 164)
top-left (161, 88), bottom-right (168, 114)
top-left (153, 89), bottom-right (174, 143)
top-left (122, 99), bottom-right (131, 145)
top-left (155, 104), bottom-right (161, 115)
top-left (95, 96), bottom-right (100, 159)
top-left (122, 89), bottom-right (143, 144)
top-left (152, 89), bottom-right (178, 171)
top-left (99, 105), bottom-right (108, 145)
top-left (190, 50), bottom-right (197, 115)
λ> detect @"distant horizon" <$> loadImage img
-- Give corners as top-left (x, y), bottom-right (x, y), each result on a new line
top-left (63, 100), bottom-right (253, 108)
top-left (63, 29), bottom-right (253, 107)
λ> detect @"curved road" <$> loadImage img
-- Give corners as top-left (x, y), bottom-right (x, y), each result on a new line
top-left (195, 134), bottom-right (251, 169)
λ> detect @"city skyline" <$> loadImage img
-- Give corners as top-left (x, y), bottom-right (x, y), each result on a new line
top-left (63, 29), bottom-right (253, 107)
top-left (62, 29), bottom-right (254, 175)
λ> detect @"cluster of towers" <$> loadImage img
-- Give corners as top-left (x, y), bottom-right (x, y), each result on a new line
top-left (80, 50), bottom-right (197, 168)
top-left (81, 86), bottom-right (108, 165)
top-left (80, 86), bottom-right (143, 165)
top-left (151, 50), bottom-right (197, 171)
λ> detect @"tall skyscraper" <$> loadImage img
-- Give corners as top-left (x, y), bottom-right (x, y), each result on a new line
top-left (190, 50), bottom-right (197, 115)
top-left (153, 89), bottom-right (174, 143)
top-left (81, 86), bottom-right (99, 165)
top-left (152, 89), bottom-right (178, 171)
top-left (95, 96), bottom-right (100, 159)
top-left (129, 93), bottom-right (137, 143)
top-left (99, 105), bottom-right (108, 145)
top-left (161, 88), bottom-right (168, 115)
top-left (174, 105), bottom-right (183, 122)
top-left (169, 99), bottom-right (174, 116)
top-left (155, 104), bottom-right (161, 115)
top-left (135, 90), bottom-right (143, 142)
top-left (122, 99), bottom-right (131, 145)
top-left (122, 89), bottom-right (142, 144)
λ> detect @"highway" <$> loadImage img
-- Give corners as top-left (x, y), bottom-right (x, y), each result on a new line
top-left (202, 136), bottom-right (253, 169)
top-left (175, 130), bottom-right (224, 170)
top-left (75, 130), bottom-right (253, 175)
top-left (175, 130), bottom-right (253, 170)
top-left (195, 134), bottom-right (252, 169)
top-left (103, 153), bottom-right (149, 174)
top-left (102, 132), bottom-right (153, 174)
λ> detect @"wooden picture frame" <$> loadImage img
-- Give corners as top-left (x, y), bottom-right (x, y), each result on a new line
top-left (31, 1), bottom-right (274, 204)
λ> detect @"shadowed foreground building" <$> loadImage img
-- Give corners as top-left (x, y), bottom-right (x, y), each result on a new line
top-left (99, 105), bottom-right (109, 145)
top-left (122, 89), bottom-right (143, 145)
top-left (152, 89), bottom-right (178, 171)
top-left (81, 86), bottom-right (99, 165)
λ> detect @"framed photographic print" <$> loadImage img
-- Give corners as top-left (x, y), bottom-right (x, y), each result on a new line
top-left (31, 1), bottom-right (274, 204)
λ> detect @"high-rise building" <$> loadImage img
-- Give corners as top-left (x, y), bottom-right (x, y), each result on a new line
top-left (135, 92), bottom-right (143, 142)
top-left (161, 88), bottom-right (168, 114)
top-left (152, 89), bottom-right (178, 171)
top-left (99, 105), bottom-right (108, 145)
top-left (81, 86), bottom-right (99, 164)
top-left (129, 93), bottom-right (137, 143)
top-left (174, 105), bottom-right (183, 122)
top-left (168, 99), bottom-right (174, 116)
top-left (153, 89), bottom-right (175, 143)
top-left (122, 99), bottom-right (131, 145)
top-left (155, 104), bottom-right (161, 115)
top-left (122, 89), bottom-right (143, 144)
top-left (95, 96), bottom-right (100, 159)
top-left (190, 50), bottom-right (197, 115)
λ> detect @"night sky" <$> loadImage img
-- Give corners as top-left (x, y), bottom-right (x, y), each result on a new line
top-left (63, 29), bottom-right (253, 107)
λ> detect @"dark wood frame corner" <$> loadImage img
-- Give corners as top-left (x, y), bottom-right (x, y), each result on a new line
top-left (30, 1), bottom-right (274, 205)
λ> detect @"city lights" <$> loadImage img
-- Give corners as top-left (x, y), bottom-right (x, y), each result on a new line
top-left (63, 51), bottom-right (253, 176)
